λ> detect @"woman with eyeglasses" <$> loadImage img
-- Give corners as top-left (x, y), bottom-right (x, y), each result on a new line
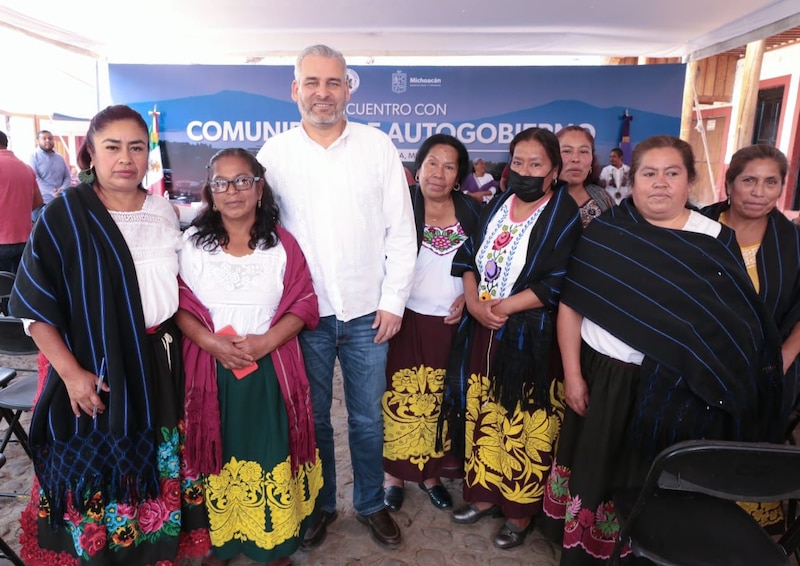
top-left (177, 148), bottom-right (322, 566)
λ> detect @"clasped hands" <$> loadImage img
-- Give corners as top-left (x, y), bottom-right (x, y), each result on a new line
top-left (210, 333), bottom-right (270, 370)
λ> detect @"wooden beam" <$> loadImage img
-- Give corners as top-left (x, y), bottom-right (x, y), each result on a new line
top-left (680, 61), bottom-right (699, 141)
top-left (733, 39), bottom-right (766, 150)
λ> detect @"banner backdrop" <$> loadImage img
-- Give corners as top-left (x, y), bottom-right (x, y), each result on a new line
top-left (109, 63), bottom-right (685, 196)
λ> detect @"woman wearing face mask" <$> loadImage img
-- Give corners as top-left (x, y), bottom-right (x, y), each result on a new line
top-left (439, 127), bottom-right (582, 549)
top-left (556, 126), bottom-right (613, 227)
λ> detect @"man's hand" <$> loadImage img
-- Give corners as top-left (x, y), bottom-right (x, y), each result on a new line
top-left (372, 310), bottom-right (402, 344)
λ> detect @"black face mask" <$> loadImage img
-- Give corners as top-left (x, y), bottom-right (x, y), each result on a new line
top-left (508, 170), bottom-right (547, 202)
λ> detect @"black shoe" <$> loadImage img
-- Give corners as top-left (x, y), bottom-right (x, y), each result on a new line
top-left (493, 520), bottom-right (533, 549)
top-left (384, 485), bottom-right (405, 511)
top-left (451, 503), bottom-right (502, 524)
top-left (356, 508), bottom-right (402, 548)
top-left (418, 482), bottom-right (453, 509)
top-left (300, 509), bottom-right (338, 550)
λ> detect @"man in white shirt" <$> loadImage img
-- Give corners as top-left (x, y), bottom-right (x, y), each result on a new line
top-left (599, 147), bottom-right (631, 205)
top-left (257, 44), bottom-right (416, 551)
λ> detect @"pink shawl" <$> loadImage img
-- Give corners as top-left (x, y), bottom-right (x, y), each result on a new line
top-left (181, 225), bottom-right (319, 475)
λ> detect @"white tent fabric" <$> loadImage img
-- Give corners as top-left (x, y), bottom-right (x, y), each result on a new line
top-left (1, 0), bottom-right (799, 116)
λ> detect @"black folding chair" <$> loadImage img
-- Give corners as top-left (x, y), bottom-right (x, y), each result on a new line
top-left (611, 439), bottom-right (800, 566)
top-left (0, 271), bottom-right (37, 356)
top-left (0, 271), bottom-right (14, 317)
top-left (0, 453), bottom-right (24, 566)
top-left (0, 373), bottom-right (36, 461)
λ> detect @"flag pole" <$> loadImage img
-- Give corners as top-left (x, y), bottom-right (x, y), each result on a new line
top-left (145, 105), bottom-right (166, 198)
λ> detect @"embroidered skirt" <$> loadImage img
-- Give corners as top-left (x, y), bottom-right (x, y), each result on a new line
top-left (462, 323), bottom-right (564, 520)
top-left (204, 355), bottom-right (322, 562)
top-left (382, 309), bottom-right (462, 482)
top-left (20, 319), bottom-right (210, 566)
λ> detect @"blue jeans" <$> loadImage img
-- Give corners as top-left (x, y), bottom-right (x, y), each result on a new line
top-left (0, 243), bottom-right (25, 274)
top-left (300, 313), bottom-right (388, 516)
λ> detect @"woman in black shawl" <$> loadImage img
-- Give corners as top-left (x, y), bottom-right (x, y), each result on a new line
top-left (541, 136), bottom-right (786, 565)
top-left (441, 128), bottom-right (582, 550)
top-left (702, 144), bottom-right (800, 533)
top-left (382, 135), bottom-right (481, 513)
top-left (556, 126), bottom-right (613, 227)
top-left (10, 105), bottom-right (209, 565)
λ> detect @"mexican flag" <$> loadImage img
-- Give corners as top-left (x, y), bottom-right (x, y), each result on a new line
top-left (144, 105), bottom-right (165, 197)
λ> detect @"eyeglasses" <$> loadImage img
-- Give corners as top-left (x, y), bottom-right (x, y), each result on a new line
top-left (208, 176), bottom-right (261, 193)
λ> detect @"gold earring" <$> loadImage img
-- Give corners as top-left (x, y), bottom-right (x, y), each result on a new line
top-left (258, 198), bottom-right (262, 208)
top-left (212, 203), bottom-right (218, 211)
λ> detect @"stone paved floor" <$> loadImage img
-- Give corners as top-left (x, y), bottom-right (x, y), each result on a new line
top-left (0, 352), bottom-right (561, 565)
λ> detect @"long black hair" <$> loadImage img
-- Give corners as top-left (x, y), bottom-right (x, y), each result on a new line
top-left (190, 148), bottom-right (281, 250)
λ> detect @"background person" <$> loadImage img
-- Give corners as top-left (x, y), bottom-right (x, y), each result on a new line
top-left (702, 144), bottom-right (800, 534)
top-left (178, 148), bottom-right (321, 566)
top-left (442, 127), bottom-right (582, 550)
top-left (0, 131), bottom-right (42, 274)
top-left (460, 157), bottom-right (499, 203)
top-left (382, 134), bottom-right (481, 513)
top-left (543, 136), bottom-right (787, 565)
top-left (10, 105), bottom-right (208, 565)
top-left (28, 129), bottom-right (71, 212)
top-left (599, 147), bottom-right (631, 205)
top-left (256, 44), bottom-right (417, 550)
top-left (556, 126), bottom-right (613, 227)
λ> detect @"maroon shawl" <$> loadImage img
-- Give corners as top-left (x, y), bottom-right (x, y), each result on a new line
top-left (181, 225), bottom-right (319, 475)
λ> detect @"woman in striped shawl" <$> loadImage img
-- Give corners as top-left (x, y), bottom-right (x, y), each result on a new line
top-left (440, 127), bottom-right (582, 550)
top-left (10, 105), bottom-right (209, 565)
top-left (542, 135), bottom-right (787, 565)
top-left (702, 144), bottom-right (800, 534)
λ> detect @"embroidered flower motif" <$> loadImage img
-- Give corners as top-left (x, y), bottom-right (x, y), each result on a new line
top-left (79, 522), bottom-right (107, 557)
top-left (160, 477), bottom-right (182, 511)
top-left (577, 507), bottom-right (595, 528)
top-left (138, 498), bottom-right (169, 534)
top-left (493, 230), bottom-right (512, 250)
top-left (422, 224), bottom-right (467, 256)
top-left (484, 260), bottom-right (501, 283)
top-left (110, 523), bottom-right (137, 548)
top-left (158, 427), bottom-right (181, 477)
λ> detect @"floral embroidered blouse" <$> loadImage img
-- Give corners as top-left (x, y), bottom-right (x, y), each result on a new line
top-left (475, 194), bottom-right (550, 300)
top-left (406, 222), bottom-right (468, 316)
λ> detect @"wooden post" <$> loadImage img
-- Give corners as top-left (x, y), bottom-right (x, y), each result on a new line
top-left (680, 61), bottom-right (699, 141)
top-left (733, 39), bottom-right (766, 151)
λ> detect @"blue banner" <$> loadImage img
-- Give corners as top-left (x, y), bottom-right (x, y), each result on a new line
top-left (109, 63), bottom-right (684, 194)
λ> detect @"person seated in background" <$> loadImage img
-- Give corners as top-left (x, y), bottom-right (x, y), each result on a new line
top-left (461, 157), bottom-right (499, 203)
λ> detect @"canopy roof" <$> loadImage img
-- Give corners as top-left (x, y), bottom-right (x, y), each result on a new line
top-left (1, 0), bottom-right (799, 64)
top-left (1, 0), bottom-right (799, 117)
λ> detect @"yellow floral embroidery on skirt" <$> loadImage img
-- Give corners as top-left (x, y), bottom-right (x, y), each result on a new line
top-left (464, 372), bottom-right (563, 504)
top-left (738, 500), bottom-right (784, 529)
top-left (205, 455), bottom-right (323, 549)
top-left (383, 365), bottom-right (450, 469)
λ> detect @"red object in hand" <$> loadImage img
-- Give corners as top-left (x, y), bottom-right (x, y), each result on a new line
top-left (215, 325), bottom-right (258, 379)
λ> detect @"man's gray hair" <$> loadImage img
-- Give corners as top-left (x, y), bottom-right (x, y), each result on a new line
top-left (294, 44), bottom-right (347, 81)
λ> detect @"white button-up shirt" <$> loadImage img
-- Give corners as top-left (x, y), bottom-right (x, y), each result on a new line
top-left (257, 122), bottom-right (416, 321)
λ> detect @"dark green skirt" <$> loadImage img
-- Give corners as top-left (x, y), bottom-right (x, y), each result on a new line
top-left (205, 356), bottom-right (322, 562)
